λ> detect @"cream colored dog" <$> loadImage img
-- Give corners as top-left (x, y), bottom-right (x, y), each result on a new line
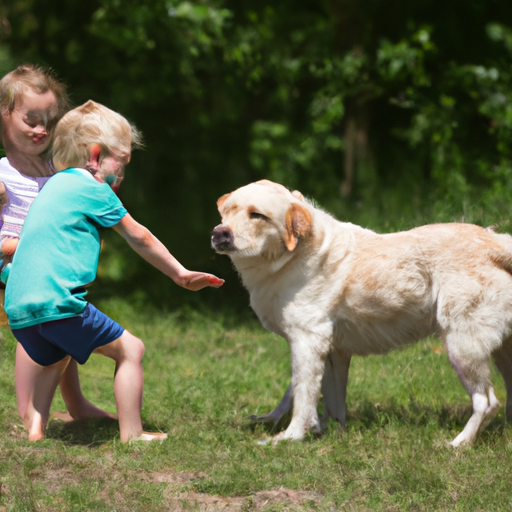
top-left (211, 179), bottom-right (512, 446)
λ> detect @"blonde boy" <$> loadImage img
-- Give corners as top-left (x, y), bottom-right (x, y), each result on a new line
top-left (5, 100), bottom-right (224, 442)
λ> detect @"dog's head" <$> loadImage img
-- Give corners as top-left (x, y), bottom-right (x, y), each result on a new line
top-left (211, 180), bottom-right (312, 262)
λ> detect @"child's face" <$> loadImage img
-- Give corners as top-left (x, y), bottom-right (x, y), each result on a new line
top-left (1, 88), bottom-right (58, 157)
top-left (97, 150), bottom-right (131, 192)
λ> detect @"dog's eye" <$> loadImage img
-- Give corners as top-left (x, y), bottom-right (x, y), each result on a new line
top-left (249, 211), bottom-right (267, 220)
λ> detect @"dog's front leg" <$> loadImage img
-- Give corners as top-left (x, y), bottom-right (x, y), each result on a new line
top-left (272, 330), bottom-right (330, 443)
top-left (250, 349), bottom-right (351, 431)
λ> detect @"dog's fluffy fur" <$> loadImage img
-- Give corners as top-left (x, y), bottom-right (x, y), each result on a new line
top-left (211, 180), bottom-right (512, 446)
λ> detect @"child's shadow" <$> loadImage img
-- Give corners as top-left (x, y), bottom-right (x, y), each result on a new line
top-left (45, 417), bottom-right (120, 446)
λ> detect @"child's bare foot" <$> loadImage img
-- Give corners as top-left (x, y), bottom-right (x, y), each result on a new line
top-left (69, 400), bottom-right (117, 420)
top-left (27, 430), bottom-right (45, 441)
top-left (129, 431), bottom-right (168, 442)
top-left (25, 412), bottom-right (46, 441)
top-left (52, 402), bottom-right (116, 422)
top-left (51, 410), bottom-right (74, 422)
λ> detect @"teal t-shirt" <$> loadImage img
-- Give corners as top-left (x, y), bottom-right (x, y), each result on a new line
top-left (5, 168), bottom-right (128, 329)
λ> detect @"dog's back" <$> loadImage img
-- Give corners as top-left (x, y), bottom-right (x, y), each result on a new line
top-left (326, 223), bottom-right (512, 356)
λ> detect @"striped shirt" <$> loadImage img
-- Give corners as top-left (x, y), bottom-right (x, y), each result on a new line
top-left (0, 157), bottom-right (53, 241)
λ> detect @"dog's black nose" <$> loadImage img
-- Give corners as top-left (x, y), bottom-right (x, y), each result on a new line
top-left (211, 225), bottom-right (235, 251)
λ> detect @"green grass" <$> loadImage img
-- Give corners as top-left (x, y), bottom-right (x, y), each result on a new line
top-left (1, 299), bottom-right (512, 511)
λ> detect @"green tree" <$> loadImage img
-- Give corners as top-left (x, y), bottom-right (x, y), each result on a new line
top-left (2, 0), bottom-right (512, 309)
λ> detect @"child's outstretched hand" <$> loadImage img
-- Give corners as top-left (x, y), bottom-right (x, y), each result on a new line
top-left (183, 272), bottom-right (225, 291)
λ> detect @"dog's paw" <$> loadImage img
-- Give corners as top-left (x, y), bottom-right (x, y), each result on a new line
top-left (246, 414), bottom-right (277, 425)
top-left (449, 433), bottom-right (474, 448)
top-left (270, 431), bottom-right (295, 444)
top-left (247, 412), bottom-right (291, 424)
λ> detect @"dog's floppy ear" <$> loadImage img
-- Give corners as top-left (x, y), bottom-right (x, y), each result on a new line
top-left (284, 203), bottom-right (312, 251)
top-left (217, 193), bottom-right (231, 211)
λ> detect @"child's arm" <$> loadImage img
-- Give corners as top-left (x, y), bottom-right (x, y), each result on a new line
top-left (0, 181), bottom-right (7, 211)
top-left (112, 213), bottom-right (224, 291)
top-left (0, 181), bottom-right (17, 258)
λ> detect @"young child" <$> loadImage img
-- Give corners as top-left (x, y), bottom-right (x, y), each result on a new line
top-left (0, 64), bottom-right (116, 422)
top-left (5, 99), bottom-right (224, 442)
top-left (0, 63), bottom-right (68, 300)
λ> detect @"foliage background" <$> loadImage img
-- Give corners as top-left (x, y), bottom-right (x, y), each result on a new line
top-left (1, 0), bottom-right (512, 311)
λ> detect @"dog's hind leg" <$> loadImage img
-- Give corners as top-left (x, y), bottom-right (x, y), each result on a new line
top-left (446, 334), bottom-right (500, 447)
top-left (493, 340), bottom-right (512, 420)
top-left (449, 386), bottom-right (499, 447)
top-left (321, 349), bottom-right (351, 428)
top-left (248, 383), bottom-right (293, 426)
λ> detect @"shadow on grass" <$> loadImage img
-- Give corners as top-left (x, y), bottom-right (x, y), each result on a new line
top-left (45, 417), bottom-right (166, 447)
top-left (45, 417), bottom-right (119, 446)
top-left (347, 399), bottom-right (473, 431)
top-left (243, 398), bottom-right (509, 440)
top-left (346, 399), bottom-right (510, 445)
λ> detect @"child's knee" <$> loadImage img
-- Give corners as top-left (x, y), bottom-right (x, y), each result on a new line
top-left (94, 331), bottom-right (144, 362)
top-left (121, 331), bottom-right (145, 361)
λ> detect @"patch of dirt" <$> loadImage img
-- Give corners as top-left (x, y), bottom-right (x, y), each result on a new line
top-left (33, 465), bottom-right (330, 511)
top-left (43, 468), bottom-right (81, 494)
top-left (140, 471), bottom-right (327, 510)
top-left (164, 486), bottom-right (326, 511)
top-left (143, 471), bottom-right (206, 484)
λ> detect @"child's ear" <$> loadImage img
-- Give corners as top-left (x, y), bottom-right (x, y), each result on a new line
top-left (85, 144), bottom-right (102, 172)
top-left (90, 144), bottom-right (101, 164)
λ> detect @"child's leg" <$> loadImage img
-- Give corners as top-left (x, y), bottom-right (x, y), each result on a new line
top-left (57, 359), bottom-right (116, 420)
top-left (15, 342), bottom-right (70, 440)
top-left (92, 330), bottom-right (167, 442)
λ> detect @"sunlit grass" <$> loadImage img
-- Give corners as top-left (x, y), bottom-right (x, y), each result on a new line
top-left (1, 299), bottom-right (512, 511)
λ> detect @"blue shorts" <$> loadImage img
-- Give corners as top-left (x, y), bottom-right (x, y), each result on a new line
top-left (12, 303), bottom-right (125, 367)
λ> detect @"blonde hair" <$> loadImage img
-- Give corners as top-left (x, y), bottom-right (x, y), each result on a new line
top-left (0, 63), bottom-right (69, 117)
top-left (51, 100), bottom-right (143, 171)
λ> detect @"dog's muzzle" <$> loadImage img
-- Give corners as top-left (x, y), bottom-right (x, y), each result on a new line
top-left (211, 224), bottom-right (235, 252)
